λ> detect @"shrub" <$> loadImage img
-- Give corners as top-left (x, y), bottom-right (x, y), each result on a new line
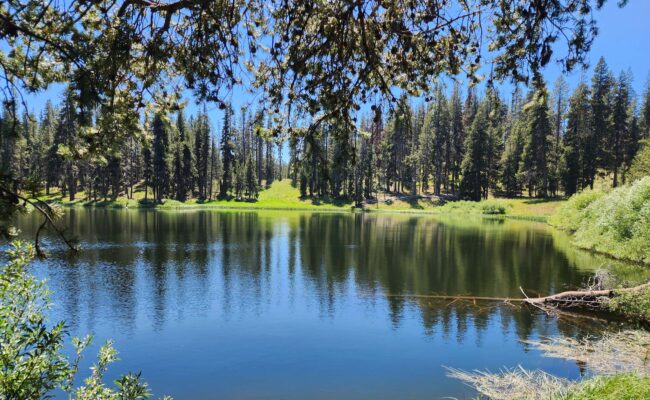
top-left (549, 189), bottom-right (604, 231)
top-left (608, 288), bottom-right (650, 323)
top-left (0, 242), bottom-right (170, 400)
top-left (481, 200), bottom-right (509, 215)
top-left (551, 177), bottom-right (650, 263)
top-left (627, 139), bottom-right (650, 183)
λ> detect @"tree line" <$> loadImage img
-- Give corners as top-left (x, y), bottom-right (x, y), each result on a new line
top-left (1, 58), bottom-right (649, 205)
top-left (0, 90), bottom-right (284, 203)
top-left (290, 58), bottom-right (650, 202)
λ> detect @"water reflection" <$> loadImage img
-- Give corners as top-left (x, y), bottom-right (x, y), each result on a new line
top-left (14, 209), bottom-right (646, 399)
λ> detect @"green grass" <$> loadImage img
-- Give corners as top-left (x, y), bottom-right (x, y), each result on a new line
top-left (549, 177), bottom-right (650, 264)
top-left (42, 180), bottom-right (566, 220)
top-left (561, 374), bottom-right (650, 400)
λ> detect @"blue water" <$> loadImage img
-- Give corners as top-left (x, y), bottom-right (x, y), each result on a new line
top-left (16, 209), bottom-right (626, 399)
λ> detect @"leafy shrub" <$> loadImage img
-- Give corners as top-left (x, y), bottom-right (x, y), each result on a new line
top-left (551, 177), bottom-right (650, 263)
top-left (627, 139), bottom-right (650, 183)
top-left (0, 242), bottom-right (170, 400)
top-left (481, 200), bottom-right (508, 215)
top-left (608, 288), bottom-right (650, 323)
top-left (549, 189), bottom-right (604, 231)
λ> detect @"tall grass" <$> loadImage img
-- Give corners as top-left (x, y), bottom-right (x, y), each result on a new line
top-left (549, 177), bottom-right (650, 264)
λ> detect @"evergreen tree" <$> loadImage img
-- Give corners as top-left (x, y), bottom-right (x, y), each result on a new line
top-left (194, 111), bottom-right (211, 199)
top-left (610, 70), bottom-right (633, 187)
top-left (562, 82), bottom-right (591, 195)
top-left (590, 57), bottom-right (614, 181)
top-left (431, 85), bottom-right (450, 196)
top-left (641, 73), bottom-right (650, 138)
top-left (520, 87), bottom-right (551, 197)
top-left (485, 87), bottom-right (506, 197)
top-left (1, 103), bottom-right (22, 193)
top-left (449, 83), bottom-right (464, 194)
top-left (220, 106), bottom-right (236, 197)
top-left (460, 100), bottom-right (489, 201)
top-left (549, 75), bottom-right (569, 195)
top-left (173, 110), bottom-right (191, 201)
top-left (152, 112), bottom-right (171, 202)
top-left (244, 156), bottom-right (259, 199)
top-left (39, 102), bottom-right (57, 194)
top-left (50, 90), bottom-right (79, 200)
top-left (501, 118), bottom-right (525, 197)
top-left (142, 139), bottom-right (153, 201)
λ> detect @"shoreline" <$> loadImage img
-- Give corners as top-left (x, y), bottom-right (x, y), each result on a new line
top-left (46, 199), bottom-right (551, 222)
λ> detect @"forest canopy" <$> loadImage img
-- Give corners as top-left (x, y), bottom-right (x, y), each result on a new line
top-left (0, 0), bottom-right (620, 136)
top-left (0, 0), bottom-right (640, 245)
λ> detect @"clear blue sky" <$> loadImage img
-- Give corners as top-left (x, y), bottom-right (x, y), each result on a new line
top-left (20, 0), bottom-right (650, 130)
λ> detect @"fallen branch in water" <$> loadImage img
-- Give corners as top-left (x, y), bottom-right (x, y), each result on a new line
top-left (380, 281), bottom-right (650, 320)
top-left (523, 282), bottom-right (650, 311)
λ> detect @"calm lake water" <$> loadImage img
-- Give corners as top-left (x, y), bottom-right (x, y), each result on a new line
top-left (14, 209), bottom-right (645, 399)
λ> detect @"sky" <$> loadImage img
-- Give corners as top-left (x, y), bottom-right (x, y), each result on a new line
top-left (17, 0), bottom-right (650, 133)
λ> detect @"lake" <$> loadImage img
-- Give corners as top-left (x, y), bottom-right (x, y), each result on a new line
top-left (14, 209), bottom-right (645, 399)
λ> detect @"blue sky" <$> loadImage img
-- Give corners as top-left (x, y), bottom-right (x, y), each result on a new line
top-left (19, 0), bottom-right (650, 132)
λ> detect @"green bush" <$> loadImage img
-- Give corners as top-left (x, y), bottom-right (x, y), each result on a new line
top-left (608, 288), bottom-right (650, 323)
top-left (551, 177), bottom-right (650, 263)
top-left (0, 242), bottom-right (170, 400)
top-left (481, 200), bottom-right (508, 215)
top-left (549, 189), bottom-right (604, 231)
top-left (627, 139), bottom-right (650, 183)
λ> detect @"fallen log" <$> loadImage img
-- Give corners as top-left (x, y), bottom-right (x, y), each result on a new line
top-left (379, 281), bottom-right (650, 315)
top-left (522, 281), bottom-right (650, 310)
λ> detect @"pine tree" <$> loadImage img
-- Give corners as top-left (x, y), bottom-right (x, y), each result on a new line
top-left (1, 103), bottom-right (22, 193)
top-left (610, 70), bottom-right (633, 187)
top-left (641, 73), bottom-right (650, 139)
top-left (194, 111), bottom-right (210, 200)
top-left (142, 139), bottom-right (153, 201)
top-left (418, 104), bottom-right (434, 193)
top-left (449, 83), bottom-right (464, 194)
top-left (460, 100), bottom-right (489, 201)
top-left (50, 90), bottom-right (78, 201)
top-left (173, 110), bottom-right (190, 201)
top-left (208, 136), bottom-right (220, 199)
top-left (431, 85), bottom-right (450, 196)
top-left (501, 118), bottom-right (525, 197)
top-left (590, 57), bottom-right (614, 182)
top-left (485, 86), bottom-right (506, 197)
top-left (220, 106), bottom-right (236, 197)
top-left (244, 156), bottom-right (258, 199)
top-left (152, 112), bottom-right (171, 202)
top-left (520, 87), bottom-right (551, 197)
top-left (39, 101), bottom-right (57, 194)
top-left (549, 75), bottom-right (569, 195)
top-left (563, 82), bottom-right (591, 195)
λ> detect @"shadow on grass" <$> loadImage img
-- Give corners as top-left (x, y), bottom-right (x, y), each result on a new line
top-left (522, 197), bottom-right (566, 205)
top-left (307, 196), bottom-right (351, 207)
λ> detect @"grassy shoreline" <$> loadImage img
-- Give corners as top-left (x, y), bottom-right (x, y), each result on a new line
top-left (42, 180), bottom-right (563, 221)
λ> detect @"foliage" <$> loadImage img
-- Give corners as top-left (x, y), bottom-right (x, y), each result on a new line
top-left (549, 189), bottom-right (604, 231)
top-left (0, 242), bottom-right (170, 400)
top-left (609, 288), bottom-right (650, 323)
top-left (559, 177), bottom-right (650, 263)
top-left (480, 200), bottom-right (508, 215)
top-left (627, 139), bottom-right (650, 183)
top-left (0, 0), bottom-right (614, 140)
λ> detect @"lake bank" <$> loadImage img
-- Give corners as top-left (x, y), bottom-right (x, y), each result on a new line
top-left (41, 180), bottom-right (565, 222)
